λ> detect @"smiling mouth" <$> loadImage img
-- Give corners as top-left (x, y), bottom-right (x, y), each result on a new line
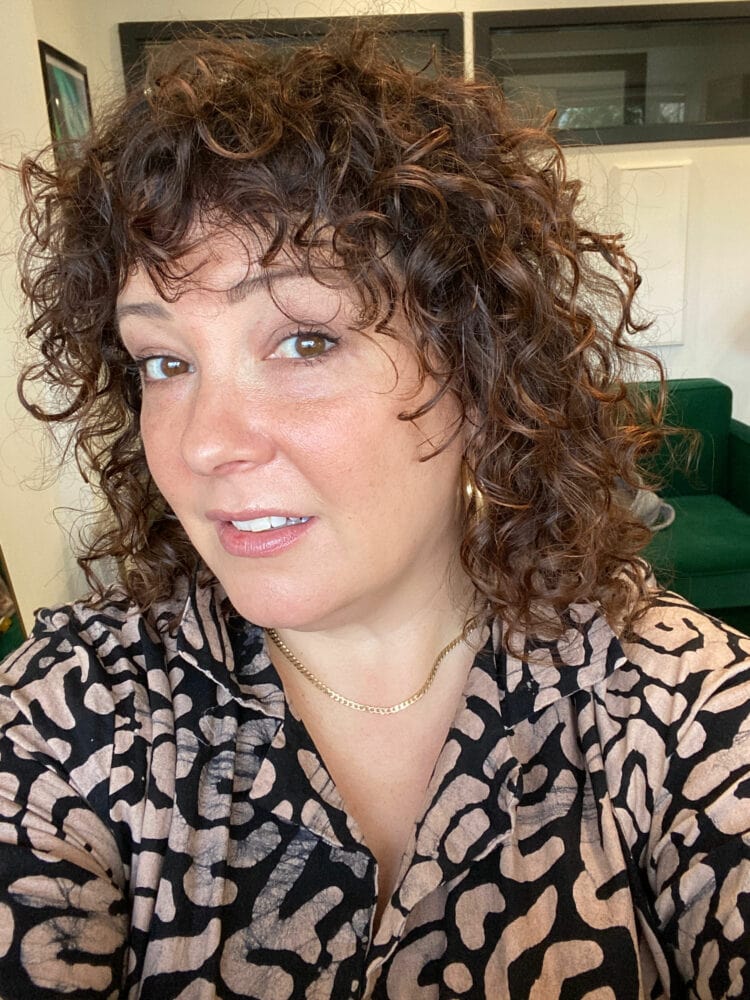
top-left (230, 515), bottom-right (311, 533)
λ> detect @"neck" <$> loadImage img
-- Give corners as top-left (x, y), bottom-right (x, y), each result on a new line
top-left (266, 576), bottom-right (482, 711)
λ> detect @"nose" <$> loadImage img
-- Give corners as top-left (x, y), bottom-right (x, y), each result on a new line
top-left (179, 375), bottom-right (277, 476)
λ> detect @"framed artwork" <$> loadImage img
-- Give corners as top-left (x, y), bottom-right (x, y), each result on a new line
top-left (38, 41), bottom-right (93, 161)
top-left (474, 2), bottom-right (750, 145)
top-left (118, 14), bottom-right (464, 87)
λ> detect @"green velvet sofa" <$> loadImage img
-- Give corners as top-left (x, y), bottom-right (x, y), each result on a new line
top-left (639, 378), bottom-right (750, 634)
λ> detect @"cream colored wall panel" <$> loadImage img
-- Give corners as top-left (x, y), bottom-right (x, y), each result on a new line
top-left (608, 160), bottom-right (691, 347)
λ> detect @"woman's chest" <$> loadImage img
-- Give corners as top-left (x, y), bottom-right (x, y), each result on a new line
top-left (123, 709), bottom-right (669, 999)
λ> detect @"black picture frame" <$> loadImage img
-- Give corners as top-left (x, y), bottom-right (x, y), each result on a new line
top-left (119, 14), bottom-right (464, 88)
top-left (38, 40), bottom-right (93, 161)
top-left (474, 2), bottom-right (750, 145)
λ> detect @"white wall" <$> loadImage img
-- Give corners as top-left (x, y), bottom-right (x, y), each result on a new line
top-left (567, 138), bottom-right (750, 412)
top-left (2, 0), bottom-right (748, 624)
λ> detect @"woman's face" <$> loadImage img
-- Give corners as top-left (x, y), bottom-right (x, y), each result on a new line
top-left (116, 235), bottom-right (467, 632)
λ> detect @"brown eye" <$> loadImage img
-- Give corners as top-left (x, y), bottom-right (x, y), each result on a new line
top-left (275, 332), bottom-right (337, 360)
top-left (296, 334), bottom-right (328, 358)
top-left (141, 356), bottom-right (193, 381)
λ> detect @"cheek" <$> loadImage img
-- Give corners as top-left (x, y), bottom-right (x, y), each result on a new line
top-left (139, 406), bottom-right (182, 495)
top-left (319, 387), bottom-right (462, 489)
top-left (293, 384), bottom-right (401, 450)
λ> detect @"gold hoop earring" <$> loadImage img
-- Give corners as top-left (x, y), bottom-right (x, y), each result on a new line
top-left (461, 461), bottom-right (486, 519)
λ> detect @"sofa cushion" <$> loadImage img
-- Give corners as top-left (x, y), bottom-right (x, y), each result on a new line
top-left (639, 378), bottom-right (732, 497)
top-left (645, 493), bottom-right (750, 609)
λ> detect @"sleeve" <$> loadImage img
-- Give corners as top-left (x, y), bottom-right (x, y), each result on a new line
top-left (0, 610), bottom-right (130, 998)
top-left (635, 611), bottom-right (750, 999)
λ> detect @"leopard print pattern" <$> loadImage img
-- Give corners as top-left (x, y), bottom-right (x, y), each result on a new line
top-left (0, 581), bottom-right (748, 998)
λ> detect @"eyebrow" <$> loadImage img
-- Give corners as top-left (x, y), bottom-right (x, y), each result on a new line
top-left (115, 265), bottom-right (310, 323)
top-left (115, 301), bottom-right (170, 322)
top-left (225, 265), bottom-right (303, 304)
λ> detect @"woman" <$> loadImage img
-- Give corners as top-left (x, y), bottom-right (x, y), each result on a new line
top-left (2, 30), bottom-right (748, 999)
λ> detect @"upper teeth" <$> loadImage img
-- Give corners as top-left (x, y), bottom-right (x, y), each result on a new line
top-left (231, 515), bottom-right (309, 532)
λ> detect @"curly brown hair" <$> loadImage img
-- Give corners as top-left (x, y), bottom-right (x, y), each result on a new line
top-left (17, 28), bottom-right (665, 641)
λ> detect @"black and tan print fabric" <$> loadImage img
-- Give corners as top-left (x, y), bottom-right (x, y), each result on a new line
top-left (0, 580), bottom-right (748, 998)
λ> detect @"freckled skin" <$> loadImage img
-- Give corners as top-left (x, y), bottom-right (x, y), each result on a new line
top-left (116, 235), bottom-right (467, 637)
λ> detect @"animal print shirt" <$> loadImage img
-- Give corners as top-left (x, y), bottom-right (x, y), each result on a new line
top-left (0, 580), bottom-right (748, 999)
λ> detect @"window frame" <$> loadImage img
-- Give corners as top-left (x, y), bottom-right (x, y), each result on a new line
top-left (119, 14), bottom-right (464, 87)
top-left (474, 3), bottom-right (750, 145)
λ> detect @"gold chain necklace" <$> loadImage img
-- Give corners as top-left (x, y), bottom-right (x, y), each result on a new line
top-left (265, 619), bottom-right (479, 716)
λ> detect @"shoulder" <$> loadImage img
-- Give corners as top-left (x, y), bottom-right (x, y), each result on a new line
top-left (1, 587), bottom-right (184, 687)
top-left (583, 592), bottom-right (750, 824)
top-left (0, 588), bottom-right (193, 767)
top-left (599, 593), bottom-right (750, 838)
top-left (0, 586), bottom-right (208, 830)
top-left (615, 591), bottom-right (750, 715)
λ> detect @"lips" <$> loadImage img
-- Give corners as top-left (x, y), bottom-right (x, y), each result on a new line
top-left (209, 510), bottom-right (315, 557)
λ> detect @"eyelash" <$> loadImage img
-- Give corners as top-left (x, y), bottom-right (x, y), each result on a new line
top-left (272, 331), bottom-right (340, 363)
top-left (131, 356), bottom-right (193, 383)
top-left (128, 331), bottom-right (340, 384)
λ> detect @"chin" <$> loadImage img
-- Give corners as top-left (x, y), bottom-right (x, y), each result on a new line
top-left (220, 579), bottom-right (337, 632)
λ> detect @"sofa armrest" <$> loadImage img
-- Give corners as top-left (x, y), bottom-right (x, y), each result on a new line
top-left (728, 418), bottom-right (750, 515)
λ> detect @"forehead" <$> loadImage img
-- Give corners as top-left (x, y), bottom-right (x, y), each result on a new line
top-left (119, 228), bottom-right (291, 296)
top-left (117, 228), bottom-right (367, 316)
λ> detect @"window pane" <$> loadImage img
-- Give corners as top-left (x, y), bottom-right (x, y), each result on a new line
top-left (483, 11), bottom-right (750, 140)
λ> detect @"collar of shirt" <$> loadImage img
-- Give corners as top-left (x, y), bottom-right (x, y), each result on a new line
top-left (170, 575), bottom-right (628, 956)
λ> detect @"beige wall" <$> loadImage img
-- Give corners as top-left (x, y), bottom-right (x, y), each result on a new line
top-left (1, 0), bottom-right (748, 624)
